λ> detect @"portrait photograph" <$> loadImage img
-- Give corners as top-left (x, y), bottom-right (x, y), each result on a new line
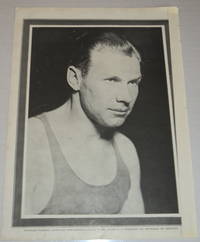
top-left (23, 25), bottom-right (178, 217)
top-left (0, 7), bottom-right (197, 240)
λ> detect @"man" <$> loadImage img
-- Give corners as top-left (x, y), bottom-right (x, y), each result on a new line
top-left (25, 31), bottom-right (145, 215)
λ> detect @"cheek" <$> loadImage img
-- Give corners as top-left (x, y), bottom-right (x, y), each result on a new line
top-left (81, 83), bottom-right (105, 111)
top-left (130, 86), bottom-right (139, 103)
top-left (133, 86), bottom-right (139, 98)
top-left (88, 84), bottom-right (110, 105)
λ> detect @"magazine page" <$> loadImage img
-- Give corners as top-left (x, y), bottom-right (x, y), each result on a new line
top-left (0, 7), bottom-right (197, 240)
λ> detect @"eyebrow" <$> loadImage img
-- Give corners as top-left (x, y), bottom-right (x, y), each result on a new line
top-left (104, 75), bottom-right (142, 83)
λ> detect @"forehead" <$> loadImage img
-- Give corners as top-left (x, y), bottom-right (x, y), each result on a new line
top-left (89, 46), bottom-right (141, 79)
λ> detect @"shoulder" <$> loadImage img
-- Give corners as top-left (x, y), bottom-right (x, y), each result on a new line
top-left (114, 132), bottom-right (138, 160)
top-left (26, 116), bottom-right (52, 161)
top-left (26, 117), bottom-right (49, 160)
top-left (27, 116), bottom-right (46, 141)
top-left (25, 115), bottom-right (54, 214)
top-left (114, 132), bottom-right (140, 179)
top-left (114, 132), bottom-right (144, 214)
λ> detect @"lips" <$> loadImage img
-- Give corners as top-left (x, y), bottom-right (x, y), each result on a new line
top-left (108, 108), bottom-right (129, 115)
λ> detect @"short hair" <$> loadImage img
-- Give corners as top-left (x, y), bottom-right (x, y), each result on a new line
top-left (68, 30), bottom-right (141, 77)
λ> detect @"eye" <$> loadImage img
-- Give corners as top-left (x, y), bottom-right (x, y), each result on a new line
top-left (105, 78), bottom-right (119, 83)
top-left (129, 80), bottom-right (136, 85)
top-left (129, 78), bottom-right (141, 85)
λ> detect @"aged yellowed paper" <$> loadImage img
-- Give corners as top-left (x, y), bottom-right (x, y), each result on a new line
top-left (0, 7), bottom-right (197, 240)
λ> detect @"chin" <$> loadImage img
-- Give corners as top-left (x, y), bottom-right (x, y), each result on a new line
top-left (92, 114), bottom-right (128, 130)
top-left (102, 118), bottom-right (127, 129)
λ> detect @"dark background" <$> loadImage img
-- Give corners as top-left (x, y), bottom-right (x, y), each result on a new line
top-left (29, 27), bottom-right (178, 214)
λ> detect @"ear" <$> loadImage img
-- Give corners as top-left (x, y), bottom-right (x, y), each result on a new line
top-left (66, 65), bottom-right (82, 91)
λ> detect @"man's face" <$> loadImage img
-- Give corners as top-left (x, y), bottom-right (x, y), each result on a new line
top-left (79, 46), bottom-right (142, 129)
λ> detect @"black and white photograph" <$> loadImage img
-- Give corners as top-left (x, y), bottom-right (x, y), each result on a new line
top-left (0, 7), bottom-right (197, 240)
top-left (6, 12), bottom-right (182, 224)
top-left (23, 26), bottom-right (178, 217)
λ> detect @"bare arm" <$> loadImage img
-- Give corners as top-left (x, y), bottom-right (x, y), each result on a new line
top-left (24, 117), bottom-right (54, 215)
top-left (114, 132), bottom-right (145, 214)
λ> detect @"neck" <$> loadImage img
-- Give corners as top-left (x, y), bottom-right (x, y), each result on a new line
top-left (62, 93), bottom-right (114, 140)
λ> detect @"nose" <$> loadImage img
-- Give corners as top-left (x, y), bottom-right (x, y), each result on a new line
top-left (116, 84), bottom-right (136, 105)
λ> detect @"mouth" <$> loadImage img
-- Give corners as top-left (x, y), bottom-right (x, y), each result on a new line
top-left (108, 108), bottom-right (129, 116)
